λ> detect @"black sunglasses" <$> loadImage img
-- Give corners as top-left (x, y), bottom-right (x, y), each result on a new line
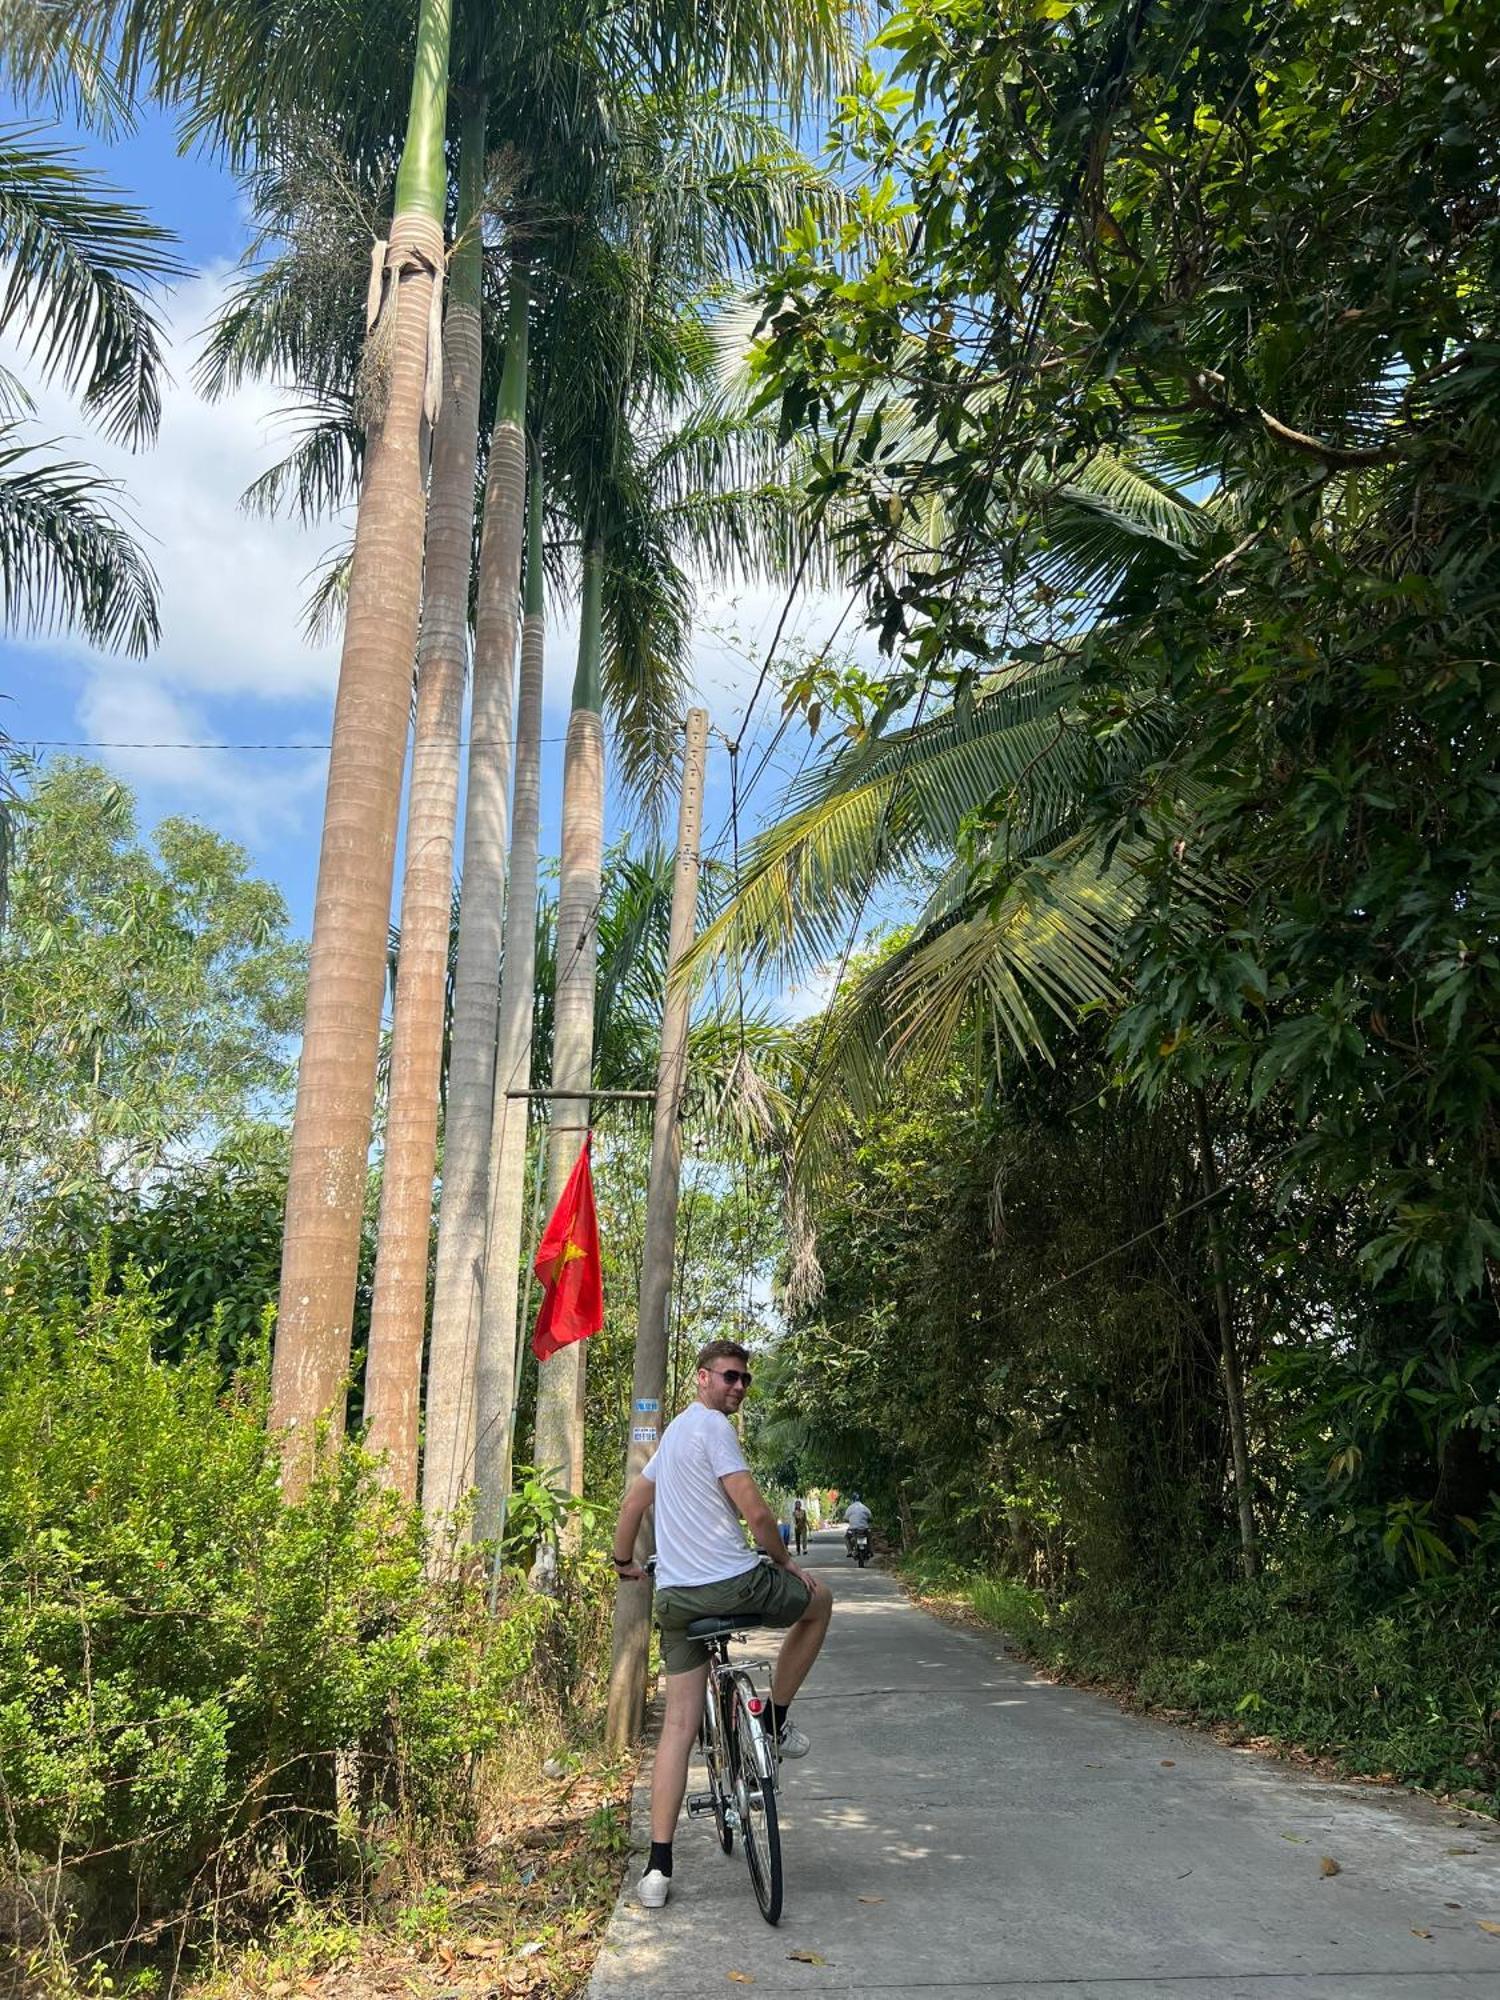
top-left (711, 1367), bottom-right (753, 1387)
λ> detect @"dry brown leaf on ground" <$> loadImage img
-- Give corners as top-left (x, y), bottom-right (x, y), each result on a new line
top-left (1477, 1920), bottom-right (1500, 1936)
top-left (788, 1950), bottom-right (827, 1965)
top-left (1411, 1928), bottom-right (1432, 1939)
top-left (727, 1973), bottom-right (754, 1984)
top-left (856, 1895), bottom-right (884, 1904)
top-left (1319, 1857), bottom-right (1341, 1877)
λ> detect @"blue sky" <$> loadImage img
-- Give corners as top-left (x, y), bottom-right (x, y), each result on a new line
top-left (1, 99), bottom-right (874, 1015)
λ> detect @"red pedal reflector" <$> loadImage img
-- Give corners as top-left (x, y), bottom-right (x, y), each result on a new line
top-left (747, 1698), bottom-right (764, 1715)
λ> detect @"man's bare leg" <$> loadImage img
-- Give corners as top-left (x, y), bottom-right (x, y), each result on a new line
top-left (771, 1580), bottom-right (832, 1708)
top-left (650, 1662), bottom-right (709, 1843)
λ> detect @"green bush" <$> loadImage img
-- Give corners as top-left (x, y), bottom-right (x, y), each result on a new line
top-left (0, 1268), bottom-right (603, 1971)
top-left (958, 1545), bottom-right (1500, 1807)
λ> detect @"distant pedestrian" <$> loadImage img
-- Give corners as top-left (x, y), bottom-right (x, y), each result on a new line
top-left (793, 1497), bottom-right (808, 1554)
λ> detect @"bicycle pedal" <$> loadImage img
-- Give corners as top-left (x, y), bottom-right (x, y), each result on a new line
top-left (686, 1793), bottom-right (717, 1818)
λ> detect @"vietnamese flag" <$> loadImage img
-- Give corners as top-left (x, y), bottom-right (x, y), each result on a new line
top-left (531, 1133), bottom-right (605, 1362)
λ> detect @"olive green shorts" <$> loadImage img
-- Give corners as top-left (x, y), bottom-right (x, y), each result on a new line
top-left (654, 1561), bottom-right (813, 1675)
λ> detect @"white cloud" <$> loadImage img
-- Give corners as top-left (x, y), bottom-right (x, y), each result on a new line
top-left (1, 267), bottom-right (349, 854)
top-left (75, 675), bottom-right (327, 844)
top-left (3, 266), bottom-right (342, 706)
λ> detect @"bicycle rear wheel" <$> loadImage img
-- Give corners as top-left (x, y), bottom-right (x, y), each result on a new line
top-left (732, 1694), bottom-right (783, 1924)
top-left (699, 1691), bottom-right (734, 1854)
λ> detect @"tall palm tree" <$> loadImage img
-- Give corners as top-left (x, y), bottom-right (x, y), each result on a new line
top-left (363, 89), bottom-right (488, 1499)
top-left (265, 0), bottom-right (457, 1487)
top-left (524, 84), bottom-right (851, 1509)
top-left (471, 452), bottom-right (548, 1541)
top-left (420, 268), bottom-right (532, 1529)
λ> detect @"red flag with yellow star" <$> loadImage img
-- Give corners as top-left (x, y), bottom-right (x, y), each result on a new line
top-left (531, 1133), bottom-right (604, 1361)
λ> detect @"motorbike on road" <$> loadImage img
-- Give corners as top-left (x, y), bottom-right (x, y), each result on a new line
top-left (845, 1524), bottom-right (873, 1566)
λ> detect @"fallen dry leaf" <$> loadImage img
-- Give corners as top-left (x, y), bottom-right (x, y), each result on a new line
top-left (1447, 1847), bottom-right (1478, 1856)
top-left (1160, 1760), bottom-right (1175, 1768)
top-left (857, 1895), bottom-right (884, 1905)
top-left (1319, 1857), bottom-right (1342, 1877)
top-left (1478, 1920), bottom-right (1500, 1937)
top-left (1411, 1928), bottom-right (1432, 1939)
top-left (267, 1985), bottom-right (293, 1998)
top-left (788, 1951), bottom-right (827, 1966)
top-left (728, 1973), bottom-right (755, 1984)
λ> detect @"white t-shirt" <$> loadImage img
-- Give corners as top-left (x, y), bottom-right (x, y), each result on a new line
top-left (643, 1401), bottom-right (760, 1589)
top-left (845, 1501), bottom-right (872, 1530)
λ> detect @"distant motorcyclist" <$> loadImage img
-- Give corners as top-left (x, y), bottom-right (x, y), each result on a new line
top-left (844, 1493), bottom-right (872, 1557)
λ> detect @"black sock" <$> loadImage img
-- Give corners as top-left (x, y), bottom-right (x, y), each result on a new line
top-left (647, 1840), bottom-right (673, 1877)
top-left (772, 1702), bottom-right (791, 1736)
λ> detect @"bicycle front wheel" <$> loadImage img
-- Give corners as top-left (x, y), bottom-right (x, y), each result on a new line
top-left (733, 1694), bottom-right (783, 1924)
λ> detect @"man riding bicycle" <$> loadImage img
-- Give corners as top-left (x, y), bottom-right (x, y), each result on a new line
top-left (611, 1339), bottom-right (833, 1910)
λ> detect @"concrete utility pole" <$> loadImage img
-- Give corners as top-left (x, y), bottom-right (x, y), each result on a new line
top-left (605, 707), bottom-right (708, 1748)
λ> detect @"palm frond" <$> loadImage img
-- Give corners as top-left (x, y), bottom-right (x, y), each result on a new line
top-left (688, 662), bottom-right (1169, 984)
top-left (0, 2), bottom-right (135, 135)
top-left (0, 125), bottom-right (182, 446)
top-left (0, 425), bottom-right (159, 653)
top-left (243, 398), bottom-right (362, 523)
top-left (791, 833), bottom-right (1149, 1191)
top-left (301, 537), bottom-right (353, 645)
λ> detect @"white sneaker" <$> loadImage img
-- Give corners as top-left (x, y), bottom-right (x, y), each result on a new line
top-left (636, 1867), bottom-right (671, 1909)
top-left (776, 1720), bottom-right (811, 1759)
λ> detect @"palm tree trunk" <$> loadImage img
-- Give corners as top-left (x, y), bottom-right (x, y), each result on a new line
top-left (363, 92), bottom-right (487, 1501)
top-left (531, 539), bottom-right (606, 1520)
top-left (421, 269), bottom-right (529, 1536)
top-left (473, 455), bottom-right (547, 1543)
top-left (270, 0), bottom-right (452, 1493)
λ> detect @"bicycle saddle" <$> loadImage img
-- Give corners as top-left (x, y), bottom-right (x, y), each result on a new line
top-left (685, 1613), bottom-right (770, 1637)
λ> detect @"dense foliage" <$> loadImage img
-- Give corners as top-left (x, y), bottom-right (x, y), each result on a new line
top-left (722, 0), bottom-right (1499, 1798)
top-left (0, 1268), bottom-right (612, 1975)
top-left (772, 1025), bottom-right (1498, 1801)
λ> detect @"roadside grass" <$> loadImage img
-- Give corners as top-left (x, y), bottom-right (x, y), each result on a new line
top-left (184, 1750), bottom-right (633, 2000)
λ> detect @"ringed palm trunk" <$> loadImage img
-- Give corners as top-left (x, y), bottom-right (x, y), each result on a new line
top-left (473, 456), bottom-right (547, 1543)
top-left (270, 0), bottom-right (453, 1494)
top-left (363, 93), bottom-right (488, 1501)
top-left (532, 538), bottom-right (606, 1533)
top-left (421, 269), bottom-right (530, 1536)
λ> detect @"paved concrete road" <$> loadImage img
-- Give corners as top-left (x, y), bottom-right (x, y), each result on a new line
top-left (589, 1529), bottom-right (1500, 1998)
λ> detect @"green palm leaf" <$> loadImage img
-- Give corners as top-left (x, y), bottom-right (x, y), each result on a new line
top-left (0, 426), bottom-right (160, 653)
top-left (0, 125), bottom-right (182, 446)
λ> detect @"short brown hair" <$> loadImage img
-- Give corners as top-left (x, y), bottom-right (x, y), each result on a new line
top-left (696, 1338), bottom-right (750, 1373)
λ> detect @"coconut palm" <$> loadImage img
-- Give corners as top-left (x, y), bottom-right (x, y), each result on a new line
top-left (686, 453), bottom-right (1222, 1186)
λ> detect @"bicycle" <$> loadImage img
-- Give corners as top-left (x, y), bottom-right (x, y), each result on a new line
top-left (683, 1611), bottom-right (784, 1924)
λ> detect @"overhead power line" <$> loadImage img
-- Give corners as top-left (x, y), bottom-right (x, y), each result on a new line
top-left (18, 735), bottom-right (570, 753)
